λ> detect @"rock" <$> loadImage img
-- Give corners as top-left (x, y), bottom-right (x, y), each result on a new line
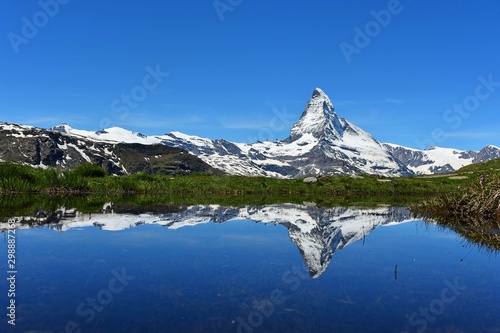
top-left (303, 177), bottom-right (318, 184)
top-left (0, 122), bottom-right (223, 176)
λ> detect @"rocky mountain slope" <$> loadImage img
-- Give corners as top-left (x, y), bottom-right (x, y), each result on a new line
top-left (49, 88), bottom-right (414, 178)
top-left (2, 88), bottom-right (499, 177)
top-left (384, 143), bottom-right (500, 175)
top-left (0, 122), bottom-right (220, 175)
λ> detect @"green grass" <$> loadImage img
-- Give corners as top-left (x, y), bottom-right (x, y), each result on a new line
top-left (0, 162), bottom-right (88, 193)
top-left (455, 158), bottom-right (500, 174)
top-left (412, 174), bottom-right (500, 225)
top-left (72, 163), bottom-right (107, 178)
top-left (412, 158), bottom-right (500, 224)
top-left (3, 159), bottom-right (499, 251)
top-left (413, 172), bottom-right (500, 251)
top-left (81, 173), bottom-right (473, 197)
top-left (0, 161), bottom-right (477, 196)
top-left (410, 158), bottom-right (500, 250)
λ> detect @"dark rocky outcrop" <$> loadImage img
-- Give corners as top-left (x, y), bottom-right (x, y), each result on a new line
top-left (0, 123), bottom-right (222, 175)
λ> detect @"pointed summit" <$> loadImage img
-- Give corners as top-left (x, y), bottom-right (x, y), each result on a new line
top-left (288, 88), bottom-right (343, 141)
top-left (311, 87), bottom-right (327, 98)
top-left (50, 123), bottom-right (73, 133)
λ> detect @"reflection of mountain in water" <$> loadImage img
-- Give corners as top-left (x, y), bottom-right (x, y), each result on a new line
top-left (1, 204), bottom-right (414, 278)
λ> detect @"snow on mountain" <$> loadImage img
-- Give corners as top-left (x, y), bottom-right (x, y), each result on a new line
top-left (383, 143), bottom-right (500, 174)
top-left (159, 88), bottom-right (413, 177)
top-left (1, 204), bottom-right (415, 278)
top-left (474, 145), bottom-right (500, 163)
top-left (4, 87), bottom-right (499, 177)
top-left (50, 123), bottom-right (161, 144)
top-left (0, 122), bottom-right (219, 175)
top-left (47, 88), bottom-right (411, 178)
top-left (289, 88), bottom-right (344, 141)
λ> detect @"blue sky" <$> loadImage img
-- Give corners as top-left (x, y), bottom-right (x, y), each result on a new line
top-left (1, 0), bottom-right (499, 150)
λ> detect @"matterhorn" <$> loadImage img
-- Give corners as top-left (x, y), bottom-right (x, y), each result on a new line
top-left (159, 88), bottom-right (412, 177)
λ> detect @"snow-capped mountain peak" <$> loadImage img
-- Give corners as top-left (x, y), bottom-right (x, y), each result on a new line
top-left (50, 123), bottom-right (73, 133)
top-left (3, 82), bottom-right (499, 177)
top-left (312, 87), bottom-right (327, 98)
top-left (51, 124), bottom-right (161, 144)
top-left (383, 143), bottom-right (500, 175)
top-left (289, 87), bottom-right (343, 141)
top-left (41, 88), bottom-right (413, 178)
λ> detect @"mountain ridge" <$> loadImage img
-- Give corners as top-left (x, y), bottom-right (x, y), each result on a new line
top-left (44, 88), bottom-right (410, 178)
top-left (384, 142), bottom-right (500, 175)
top-left (1, 88), bottom-right (499, 177)
top-left (0, 122), bottom-right (221, 175)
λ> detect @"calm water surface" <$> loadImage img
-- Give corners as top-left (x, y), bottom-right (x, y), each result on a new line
top-left (1, 204), bottom-right (499, 332)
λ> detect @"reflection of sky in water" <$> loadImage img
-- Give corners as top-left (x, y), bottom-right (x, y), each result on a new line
top-left (1, 219), bottom-right (499, 332)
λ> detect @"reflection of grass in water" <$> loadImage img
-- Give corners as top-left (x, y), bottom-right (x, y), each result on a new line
top-left (0, 194), bottom-right (111, 219)
top-left (0, 192), bottom-right (422, 221)
top-left (374, 294), bottom-right (384, 308)
top-left (336, 286), bottom-right (355, 305)
top-left (414, 218), bottom-right (500, 253)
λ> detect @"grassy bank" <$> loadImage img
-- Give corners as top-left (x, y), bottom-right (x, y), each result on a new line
top-left (0, 162), bottom-right (472, 196)
top-left (3, 160), bottom-right (499, 251)
top-left (414, 173), bottom-right (500, 251)
top-left (412, 158), bottom-right (500, 224)
top-left (413, 174), bottom-right (500, 225)
top-left (0, 162), bottom-right (100, 193)
top-left (410, 158), bottom-right (500, 252)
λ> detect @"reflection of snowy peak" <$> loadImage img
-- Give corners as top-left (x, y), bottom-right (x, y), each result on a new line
top-left (250, 205), bottom-right (413, 277)
top-left (2, 204), bottom-right (414, 278)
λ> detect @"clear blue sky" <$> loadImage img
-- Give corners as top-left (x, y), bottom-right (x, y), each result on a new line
top-left (1, 0), bottom-right (499, 150)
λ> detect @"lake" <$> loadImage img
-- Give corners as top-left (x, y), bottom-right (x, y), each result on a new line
top-left (1, 202), bottom-right (499, 332)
